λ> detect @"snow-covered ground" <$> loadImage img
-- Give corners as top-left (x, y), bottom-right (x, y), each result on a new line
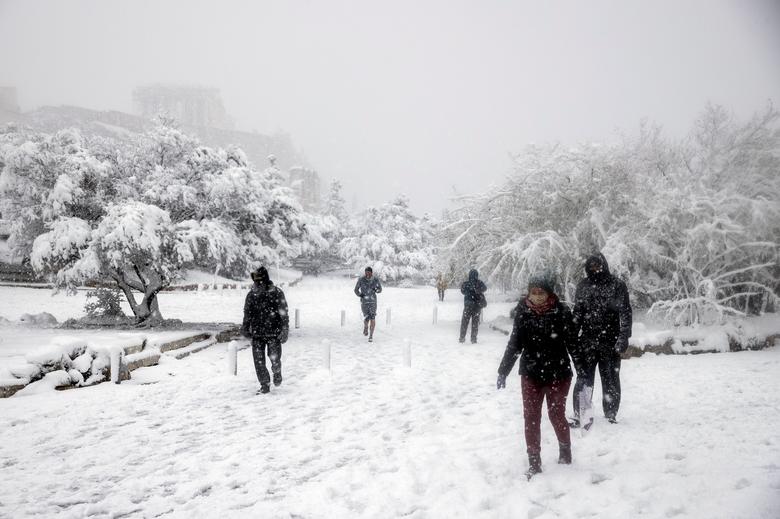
top-left (0, 278), bottom-right (779, 518)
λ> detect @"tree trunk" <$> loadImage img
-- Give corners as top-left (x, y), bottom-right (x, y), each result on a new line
top-left (111, 269), bottom-right (165, 325)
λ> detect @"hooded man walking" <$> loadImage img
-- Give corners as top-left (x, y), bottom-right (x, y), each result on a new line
top-left (241, 266), bottom-right (289, 394)
top-left (354, 266), bottom-right (382, 342)
top-left (459, 269), bottom-right (487, 343)
top-left (570, 253), bottom-right (632, 425)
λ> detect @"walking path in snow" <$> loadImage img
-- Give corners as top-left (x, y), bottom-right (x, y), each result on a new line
top-left (1, 279), bottom-right (779, 518)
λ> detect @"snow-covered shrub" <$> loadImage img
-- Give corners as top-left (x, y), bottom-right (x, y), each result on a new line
top-left (84, 287), bottom-right (126, 318)
top-left (18, 312), bottom-right (58, 327)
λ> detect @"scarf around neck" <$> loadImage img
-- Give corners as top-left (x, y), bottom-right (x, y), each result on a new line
top-left (524, 293), bottom-right (558, 316)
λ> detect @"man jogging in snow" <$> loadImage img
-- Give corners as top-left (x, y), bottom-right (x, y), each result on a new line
top-left (459, 269), bottom-right (487, 343)
top-left (354, 266), bottom-right (382, 342)
top-left (570, 253), bottom-right (632, 426)
top-left (241, 266), bottom-right (289, 394)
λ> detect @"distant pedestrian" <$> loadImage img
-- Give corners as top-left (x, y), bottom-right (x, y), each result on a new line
top-left (241, 266), bottom-right (289, 394)
top-left (459, 269), bottom-right (487, 343)
top-left (497, 273), bottom-right (575, 479)
top-left (354, 266), bottom-right (382, 342)
top-left (570, 253), bottom-right (632, 426)
top-left (436, 273), bottom-right (448, 301)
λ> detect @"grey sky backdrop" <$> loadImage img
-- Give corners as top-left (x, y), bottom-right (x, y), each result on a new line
top-left (1, 0), bottom-right (779, 216)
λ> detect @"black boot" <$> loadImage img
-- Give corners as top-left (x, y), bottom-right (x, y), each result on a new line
top-left (273, 373), bottom-right (282, 387)
top-left (558, 442), bottom-right (572, 464)
top-left (525, 454), bottom-right (542, 480)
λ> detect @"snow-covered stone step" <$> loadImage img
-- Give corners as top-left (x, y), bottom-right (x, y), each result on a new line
top-left (165, 336), bottom-right (217, 360)
top-left (125, 349), bottom-right (162, 371)
top-left (157, 333), bottom-right (213, 353)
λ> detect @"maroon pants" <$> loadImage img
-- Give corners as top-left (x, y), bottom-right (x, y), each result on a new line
top-left (521, 375), bottom-right (572, 455)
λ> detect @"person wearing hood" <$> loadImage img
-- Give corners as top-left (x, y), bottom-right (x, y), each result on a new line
top-left (459, 269), bottom-right (487, 343)
top-left (354, 266), bottom-right (382, 342)
top-left (241, 266), bottom-right (290, 394)
top-left (570, 253), bottom-right (632, 426)
top-left (496, 273), bottom-right (575, 480)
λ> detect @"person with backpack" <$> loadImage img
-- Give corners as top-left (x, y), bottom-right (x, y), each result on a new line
top-left (241, 266), bottom-right (289, 394)
top-left (570, 253), bottom-right (632, 426)
top-left (459, 269), bottom-right (487, 343)
top-left (354, 266), bottom-right (382, 342)
top-left (496, 273), bottom-right (575, 479)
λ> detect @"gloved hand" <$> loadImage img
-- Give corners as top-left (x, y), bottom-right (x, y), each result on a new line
top-left (496, 374), bottom-right (506, 390)
top-left (615, 336), bottom-right (629, 353)
top-left (280, 329), bottom-right (289, 344)
top-left (240, 326), bottom-right (250, 338)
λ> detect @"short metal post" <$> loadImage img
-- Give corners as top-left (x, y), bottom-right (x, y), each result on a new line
top-left (295, 308), bottom-right (300, 329)
top-left (322, 339), bottom-right (331, 372)
top-left (386, 308), bottom-right (392, 326)
top-left (340, 310), bottom-right (346, 327)
top-left (110, 349), bottom-right (121, 384)
top-left (227, 341), bottom-right (237, 376)
top-left (403, 338), bottom-right (411, 367)
top-left (433, 306), bottom-right (438, 325)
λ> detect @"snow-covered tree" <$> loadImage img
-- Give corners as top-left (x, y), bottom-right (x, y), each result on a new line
top-left (339, 195), bottom-right (436, 282)
top-left (0, 120), bottom-right (320, 324)
top-left (439, 104), bottom-right (780, 322)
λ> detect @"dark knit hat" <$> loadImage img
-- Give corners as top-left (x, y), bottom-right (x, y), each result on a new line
top-left (365, 266), bottom-right (373, 273)
top-left (251, 266), bottom-right (270, 284)
top-left (528, 272), bottom-right (556, 294)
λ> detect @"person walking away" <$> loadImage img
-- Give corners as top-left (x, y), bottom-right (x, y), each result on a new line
top-left (436, 273), bottom-right (448, 302)
top-left (459, 269), bottom-right (487, 343)
top-left (570, 253), bottom-right (632, 426)
top-left (354, 266), bottom-right (382, 342)
top-left (496, 273), bottom-right (575, 479)
top-left (241, 266), bottom-right (290, 394)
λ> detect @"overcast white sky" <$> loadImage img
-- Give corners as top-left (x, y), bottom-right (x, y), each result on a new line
top-left (1, 0), bottom-right (778, 215)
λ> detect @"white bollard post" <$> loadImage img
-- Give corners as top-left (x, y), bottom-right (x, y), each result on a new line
top-left (433, 306), bottom-right (438, 325)
top-left (386, 308), bottom-right (392, 326)
top-left (321, 339), bottom-right (332, 372)
top-left (227, 341), bottom-right (237, 376)
top-left (341, 310), bottom-right (346, 327)
top-left (403, 338), bottom-right (412, 367)
top-left (295, 308), bottom-right (300, 329)
top-left (110, 348), bottom-right (121, 384)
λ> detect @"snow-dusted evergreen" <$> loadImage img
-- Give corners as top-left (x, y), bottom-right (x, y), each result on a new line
top-left (439, 105), bottom-right (780, 323)
top-left (338, 195), bottom-right (436, 283)
top-left (0, 119), bottom-right (320, 323)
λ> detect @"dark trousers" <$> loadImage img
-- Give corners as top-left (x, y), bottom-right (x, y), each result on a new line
top-left (459, 305), bottom-right (480, 342)
top-left (572, 347), bottom-right (622, 419)
top-left (521, 375), bottom-right (571, 455)
top-left (437, 288), bottom-right (445, 301)
top-left (251, 336), bottom-right (282, 387)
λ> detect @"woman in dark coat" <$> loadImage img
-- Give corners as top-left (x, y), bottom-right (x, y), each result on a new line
top-left (496, 273), bottom-right (575, 479)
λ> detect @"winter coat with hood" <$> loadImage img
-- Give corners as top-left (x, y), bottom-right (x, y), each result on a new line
top-left (460, 269), bottom-right (487, 308)
top-left (497, 296), bottom-right (575, 384)
top-left (573, 253), bottom-right (632, 352)
top-left (242, 277), bottom-right (289, 340)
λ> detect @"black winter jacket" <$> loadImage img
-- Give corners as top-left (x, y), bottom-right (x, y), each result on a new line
top-left (497, 300), bottom-right (575, 384)
top-left (461, 269), bottom-right (487, 308)
top-left (573, 253), bottom-right (632, 352)
top-left (242, 281), bottom-right (289, 340)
